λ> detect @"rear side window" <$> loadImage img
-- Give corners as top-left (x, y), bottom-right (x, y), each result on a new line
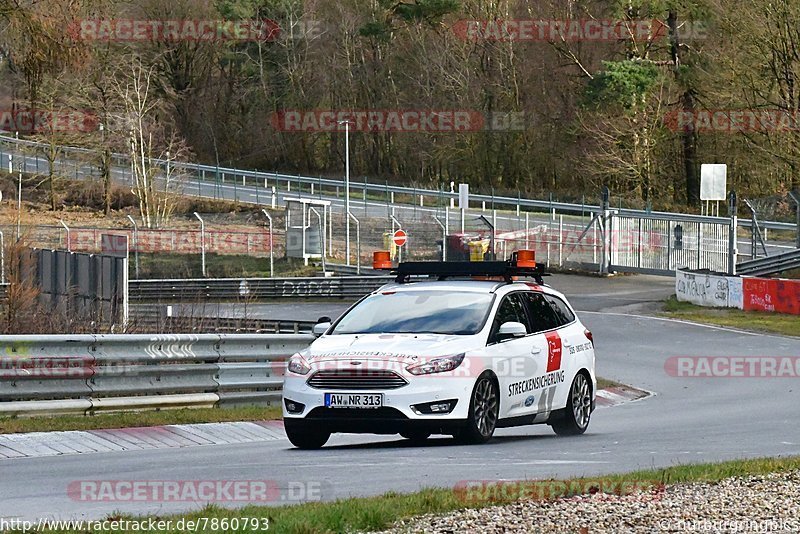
top-left (523, 293), bottom-right (561, 333)
top-left (546, 295), bottom-right (576, 325)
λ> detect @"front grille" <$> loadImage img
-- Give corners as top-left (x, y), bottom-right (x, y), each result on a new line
top-left (307, 369), bottom-right (408, 390)
top-left (306, 407), bottom-right (408, 420)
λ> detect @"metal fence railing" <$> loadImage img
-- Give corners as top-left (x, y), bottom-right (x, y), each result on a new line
top-left (0, 333), bottom-right (313, 416)
top-left (128, 305), bottom-right (316, 334)
top-left (128, 276), bottom-right (392, 302)
top-left (1, 133), bottom-right (796, 278)
top-left (2, 133), bottom-right (795, 231)
top-left (610, 214), bottom-right (731, 274)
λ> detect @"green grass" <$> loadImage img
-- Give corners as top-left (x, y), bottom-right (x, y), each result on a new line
top-left (783, 267), bottom-right (800, 279)
top-left (14, 455), bottom-right (800, 533)
top-left (596, 376), bottom-right (623, 390)
top-left (662, 296), bottom-right (799, 337)
top-left (0, 406), bottom-right (281, 435)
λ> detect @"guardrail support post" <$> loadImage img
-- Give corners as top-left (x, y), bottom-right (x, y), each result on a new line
top-left (261, 209), bottom-right (274, 277)
top-left (728, 191), bottom-right (738, 275)
top-left (126, 215), bottom-right (140, 279)
top-left (790, 190), bottom-right (800, 249)
top-left (347, 212), bottom-right (361, 274)
top-left (310, 207), bottom-right (325, 274)
top-left (433, 215), bottom-right (446, 262)
top-left (0, 230), bottom-right (4, 283)
top-left (194, 212), bottom-right (206, 276)
top-left (600, 187), bottom-right (610, 274)
top-left (743, 198), bottom-right (768, 259)
top-left (338, 119), bottom-right (352, 266)
top-left (525, 212), bottom-right (530, 249)
top-left (59, 219), bottom-right (71, 252)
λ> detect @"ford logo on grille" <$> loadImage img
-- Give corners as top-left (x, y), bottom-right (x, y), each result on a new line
top-left (350, 361), bottom-right (362, 366)
top-left (524, 395), bottom-right (536, 407)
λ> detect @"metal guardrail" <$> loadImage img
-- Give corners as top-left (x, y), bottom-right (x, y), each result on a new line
top-left (0, 333), bottom-right (314, 416)
top-left (129, 276), bottom-right (392, 302)
top-left (129, 306), bottom-right (316, 334)
top-left (1, 133), bottom-right (796, 233)
top-left (736, 249), bottom-right (800, 276)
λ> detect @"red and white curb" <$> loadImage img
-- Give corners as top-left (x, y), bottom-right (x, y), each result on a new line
top-left (0, 421), bottom-right (285, 459)
top-left (595, 385), bottom-right (652, 407)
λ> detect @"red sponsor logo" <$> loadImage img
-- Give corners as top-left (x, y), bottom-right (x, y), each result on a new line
top-left (665, 356), bottom-right (800, 378)
top-left (67, 480), bottom-right (327, 502)
top-left (545, 331), bottom-right (562, 372)
top-left (664, 109), bottom-right (800, 133)
top-left (454, 479), bottom-right (664, 503)
top-left (67, 19), bottom-right (281, 42)
top-left (0, 109), bottom-right (98, 133)
top-left (453, 19), bottom-right (706, 42)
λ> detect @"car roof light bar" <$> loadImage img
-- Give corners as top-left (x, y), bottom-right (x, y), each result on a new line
top-left (389, 256), bottom-right (547, 285)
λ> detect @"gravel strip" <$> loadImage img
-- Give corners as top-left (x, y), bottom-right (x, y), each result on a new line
top-left (377, 470), bottom-right (800, 533)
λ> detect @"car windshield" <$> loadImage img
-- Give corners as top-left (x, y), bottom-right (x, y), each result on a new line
top-left (331, 290), bottom-right (494, 335)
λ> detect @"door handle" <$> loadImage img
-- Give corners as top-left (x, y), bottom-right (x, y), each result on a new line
top-left (531, 347), bottom-right (542, 354)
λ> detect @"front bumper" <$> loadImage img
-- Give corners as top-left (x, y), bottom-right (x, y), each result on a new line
top-left (282, 373), bottom-right (476, 434)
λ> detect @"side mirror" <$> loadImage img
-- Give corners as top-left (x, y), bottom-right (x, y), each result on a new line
top-left (313, 322), bottom-right (332, 336)
top-left (497, 321), bottom-right (526, 341)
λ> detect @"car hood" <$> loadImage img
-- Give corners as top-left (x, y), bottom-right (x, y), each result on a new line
top-left (306, 333), bottom-right (480, 364)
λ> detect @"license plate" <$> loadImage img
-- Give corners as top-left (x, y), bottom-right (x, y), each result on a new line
top-left (324, 393), bottom-right (383, 409)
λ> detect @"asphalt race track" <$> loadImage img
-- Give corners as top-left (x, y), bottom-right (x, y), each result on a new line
top-left (2, 276), bottom-right (800, 522)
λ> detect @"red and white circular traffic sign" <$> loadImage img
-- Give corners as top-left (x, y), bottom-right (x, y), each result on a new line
top-left (392, 229), bottom-right (407, 247)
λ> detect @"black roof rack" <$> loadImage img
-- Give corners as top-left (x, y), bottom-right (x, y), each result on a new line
top-left (392, 260), bottom-right (547, 285)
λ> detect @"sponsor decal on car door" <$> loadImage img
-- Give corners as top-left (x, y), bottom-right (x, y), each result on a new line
top-left (544, 331), bottom-right (562, 372)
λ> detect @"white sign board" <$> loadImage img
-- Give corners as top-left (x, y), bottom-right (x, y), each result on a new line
top-left (458, 183), bottom-right (469, 209)
top-left (700, 164), bottom-right (727, 201)
top-left (100, 234), bottom-right (129, 258)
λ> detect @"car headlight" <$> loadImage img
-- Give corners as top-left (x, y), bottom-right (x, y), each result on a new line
top-left (287, 353), bottom-right (311, 375)
top-left (406, 353), bottom-right (465, 376)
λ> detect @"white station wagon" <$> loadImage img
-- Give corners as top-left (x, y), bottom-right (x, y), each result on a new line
top-left (282, 253), bottom-right (596, 449)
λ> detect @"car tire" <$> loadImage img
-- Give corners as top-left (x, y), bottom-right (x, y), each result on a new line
top-left (284, 420), bottom-right (330, 449)
top-left (400, 430), bottom-right (431, 443)
top-left (457, 373), bottom-right (499, 444)
top-left (551, 372), bottom-right (592, 436)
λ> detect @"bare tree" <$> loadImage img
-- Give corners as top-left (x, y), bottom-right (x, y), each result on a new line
top-left (112, 56), bottom-right (189, 228)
